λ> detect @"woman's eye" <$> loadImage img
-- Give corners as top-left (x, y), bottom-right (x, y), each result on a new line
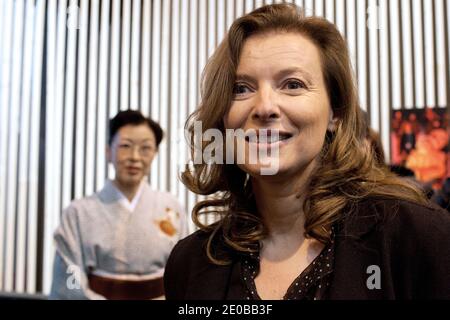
top-left (232, 83), bottom-right (251, 96)
top-left (284, 79), bottom-right (306, 90)
top-left (120, 144), bottom-right (131, 149)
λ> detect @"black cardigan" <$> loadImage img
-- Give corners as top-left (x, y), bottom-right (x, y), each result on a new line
top-left (164, 198), bottom-right (450, 299)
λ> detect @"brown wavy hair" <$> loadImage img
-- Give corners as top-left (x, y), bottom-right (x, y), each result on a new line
top-left (181, 3), bottom-right (428, 264)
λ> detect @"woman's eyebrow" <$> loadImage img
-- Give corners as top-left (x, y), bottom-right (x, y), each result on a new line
top-left (119, 137), bottom-right (153, 143)
top-left (274, 67), bottom-right (314, 83)
top-left (235, 67), bottom-right (314, 83)
top-left (234, 74), bottom-right (256, 83)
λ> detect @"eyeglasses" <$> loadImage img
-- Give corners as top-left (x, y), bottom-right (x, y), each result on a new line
top-left (116, 142), bottom-right (155, 157)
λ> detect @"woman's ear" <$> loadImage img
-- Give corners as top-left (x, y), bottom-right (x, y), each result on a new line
top-left (327, 110), bottom-right (338, 132)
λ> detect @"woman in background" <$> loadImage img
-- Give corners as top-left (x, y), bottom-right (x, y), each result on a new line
top-left (51, 110), bottom-right (188, 299)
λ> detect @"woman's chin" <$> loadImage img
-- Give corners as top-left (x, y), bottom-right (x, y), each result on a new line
top-left (118, 175), bottom-right (143, 187)
top-left (238, 161), bottom-right (287, 178)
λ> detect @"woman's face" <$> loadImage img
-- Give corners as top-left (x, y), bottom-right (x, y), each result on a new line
top-left (107, 124), bottom-right (157, 188)
top-left (223, 32), bottom-right (334, 178)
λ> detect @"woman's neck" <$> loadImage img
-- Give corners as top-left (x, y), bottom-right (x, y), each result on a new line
top-left (251, 161), bottom-right (317, 239)
top-left (113, 179), bottom-right (141, 202)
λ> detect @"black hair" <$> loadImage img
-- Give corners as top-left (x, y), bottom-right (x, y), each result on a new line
top-left (108, 109), bottom-right (164, 147)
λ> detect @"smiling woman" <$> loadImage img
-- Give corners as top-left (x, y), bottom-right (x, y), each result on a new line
top-left (164, 3), bottom-right (450, 300)
top-left (224, 32), bottom-right (335, 180)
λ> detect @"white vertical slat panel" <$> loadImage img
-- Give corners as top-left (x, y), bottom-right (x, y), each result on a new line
top-left (74, 0), bottom-right (89, 199)
top-left (448, 0), bottom-right (450, 100)
top-left (178, 0), bottom-right (190, 218)
top-left (435, 0), bottom-right (447, 107)
top-left (0, 6), bottom-right (5, 221)
top-left (315, 0), bottom-right (325, 17)
top-left (62, 0), bottom-right (78, 212)
top-left (197, 0), bottom-right (208, 224)
top-left (0, 0), bottom-right (4, 59)
top-left (53, 0), bottom-right (67, 213)
top-left (85, 0), bottom-right (100, 196)
top-left (108, 0), bottom-right (121, 181)
top-left (293, 0), bottom-right (304, 12)
top-left (5, 0), bottom-right (25, 292)
top-left (0, 1), bottom-right (9, 290)
top-left (187, 0), bottom-right (199, 230)
top-left (96, 0), bottom-right (110, 191)
top-left (412, 0), bottom-right (425, 108)
top-left (169, 0), bottom-right (180, 196)
top-left (335, 0), bottom-right (345, 34)
top-left (109, 0), bottom-right (121, 117)
top-left (357, 0), bottom-right (367, 110)
top-left (379, 0), bottom-right (391, 162)
top-left (150, 0), bottom-right (161, 190)
top-left (121, 0), bottom-right (131, 109)
top-left (235, 0), bottom-right (244, 18)
top-left (255, 0), bottom-right (264, 10)
top-left (43, 0), bottom-right (68, 294)
top-left (324, 0), bottom-right (335, 23)
top-left (346, 0), bottom-right (357, 74)
top-left (0, 0), bottom-right (4, 88)
top-left (141, 0), bottom-right (152, 117)
top-left (198, 0), bottom-right (207, 87)
top-left (159, 0), bottom-right (171, 192)
top-left (401, 0), bottom-right (414, 109)
top-left (0, 0), bottom-right (14, 291)
top-left (85, 0), bottom-right (99, 194)
top-left (84, 0), bottom-right (99, 194)
top-left (304, 0), bottom-right (313, 16)
top-left (368, 0), bottom-right (379, 130)
top-left (423, 0), bottom-right (435, 107)
top-left (42, 0), bottom-right (57, 295)
top-left (130, 0), bottom-right (141, 110)
top-left (244, 0), bottom-right (253, 13)
top-left (54, 0), bottom-right (67, 219)
top-left (15, 0), bottom-right (35, 293)
top-left (390, 0), bottom-right (401, 110)
top-left (226, 0), bottom-right (235, 29)
top-left (205, 0), bottom-right (218, 225)
top-left (208, 0), bottom-right (216, 58)
top-left (448, 0), bottom-right (450, 109)
top-left (27, 0), bottom-right (46, 293)
top-left (185, 27), bottom-right (195, 219)
top-left (217, 0), bottom-right (226, 42)
top-left (325, 0), bottom-right (334, 22)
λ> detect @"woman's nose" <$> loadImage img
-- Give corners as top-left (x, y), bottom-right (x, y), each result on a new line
top-left (251, 86), bottom-right (280, 122)
top-left (129, 145), bottom-right (142, 160)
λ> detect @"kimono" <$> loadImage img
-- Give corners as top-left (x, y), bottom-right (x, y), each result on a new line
top-left (50, 180), bottom-right (188, 299)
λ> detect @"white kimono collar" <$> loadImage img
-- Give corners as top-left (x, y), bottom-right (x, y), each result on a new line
top-left (105, 179), bottom-right (146, 212)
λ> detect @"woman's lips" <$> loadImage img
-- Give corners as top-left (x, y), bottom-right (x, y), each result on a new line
top-left (244, 130), bottom-right (294, 149)
top-left (126, 167), bottom-right (141, 174)
top-left (246, 137), bottom-right (293, 150)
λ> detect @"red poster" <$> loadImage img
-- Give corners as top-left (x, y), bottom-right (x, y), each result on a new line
top-left (391, 107), bottom-right (450, 188)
